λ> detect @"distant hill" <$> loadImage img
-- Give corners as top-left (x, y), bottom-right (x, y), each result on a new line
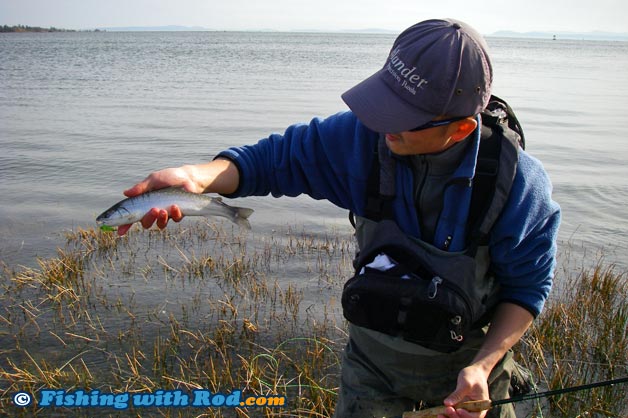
top-left (98, 26), bottom-right (397, 34)
top-left (12, 24), bottom-right (624, 40)
top-left (99, 25), bottom-right (210, 32)
top-left (490, 30), bottom-right (628, 41)
top-left (298, 28), bottom-right (397, 34)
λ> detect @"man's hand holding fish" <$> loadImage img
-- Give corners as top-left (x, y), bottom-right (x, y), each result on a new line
top-left (101, 158), bottom-right (244, 236)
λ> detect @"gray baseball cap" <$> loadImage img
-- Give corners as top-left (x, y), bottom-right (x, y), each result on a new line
top-left (342, 19), bottom-right (493, 133)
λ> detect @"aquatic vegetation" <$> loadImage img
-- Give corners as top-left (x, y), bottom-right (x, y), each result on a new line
top-left (0, 221), bottom-right (352, 417)
top-left (0, 221), bottom-right (626, 417)
top-left (520, 264), bottom-right (628, 417)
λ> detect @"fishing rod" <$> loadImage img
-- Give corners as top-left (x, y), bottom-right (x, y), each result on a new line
top-left (403, 375), bottom-right (628, 417)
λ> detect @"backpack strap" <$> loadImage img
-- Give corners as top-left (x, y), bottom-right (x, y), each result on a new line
top-left (466, 97), bottom-right (522, 255)
top-left (357, 134), bottom-right (396, 223)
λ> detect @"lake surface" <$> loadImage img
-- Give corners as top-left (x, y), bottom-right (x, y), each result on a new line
top-left (2, 30), bottom-right (628, 418)
top-left (2, 31), bottom-right (628, 272)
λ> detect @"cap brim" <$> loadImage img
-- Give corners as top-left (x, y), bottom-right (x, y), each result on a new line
top-left (341, 71), bottom-right (434, 133)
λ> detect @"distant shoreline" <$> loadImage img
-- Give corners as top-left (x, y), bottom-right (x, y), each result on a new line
top-left (2, 24), bottom-right (627, 41)
top-left (490, 29), bottom-right (628, 42)
top-left (0, 25), bottom-right (101, 33)
top-left (1, 25), bottom-right (73, 32)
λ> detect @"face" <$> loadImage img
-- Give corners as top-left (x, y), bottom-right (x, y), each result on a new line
top-left (384, 117), bottom-right (477, 156)
top-left (385, 127), bottom-right (453, 155)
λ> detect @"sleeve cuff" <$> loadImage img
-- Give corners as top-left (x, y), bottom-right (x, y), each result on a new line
top-left (499, 298), bottom-right (541, 318)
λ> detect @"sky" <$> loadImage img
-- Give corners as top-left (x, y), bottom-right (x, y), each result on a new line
top-left (1, 0), bottom-right (627, 35)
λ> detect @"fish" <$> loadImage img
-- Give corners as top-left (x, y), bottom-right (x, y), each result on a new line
top-left (96, 187), bottom-right (254, 230)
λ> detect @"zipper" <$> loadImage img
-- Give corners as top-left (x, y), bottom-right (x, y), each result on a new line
top-left (413, 155), bottom-right (430, 241)
top-left (427, 276), bottom-right (442, 299)
top-left (414, 155), bottom-right (429, 216)
top-left (425, 275), bottom-right (474, 343)
top-left (430, 277), bottom-right (473, 314)
top-left (443, 235), bottom-right (453, 250)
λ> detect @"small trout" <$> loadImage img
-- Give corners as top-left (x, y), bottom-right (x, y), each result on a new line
top-left (96, 187), bottom-right (254, 229)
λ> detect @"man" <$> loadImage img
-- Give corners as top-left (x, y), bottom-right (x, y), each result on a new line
top-left (118, 19), bottom-right (560, 418)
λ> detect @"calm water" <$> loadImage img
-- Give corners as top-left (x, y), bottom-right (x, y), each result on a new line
top-left (1, 31), bottom-right (628, 271)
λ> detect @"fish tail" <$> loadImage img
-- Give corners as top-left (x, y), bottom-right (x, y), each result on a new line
top-left (233, 207), bottom-right (254, 230)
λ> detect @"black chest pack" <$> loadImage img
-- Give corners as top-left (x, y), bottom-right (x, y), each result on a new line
top-left (342, 95), bottom-right (525, 353)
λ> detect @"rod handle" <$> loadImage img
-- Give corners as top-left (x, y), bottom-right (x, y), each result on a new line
top-left (402, 400), bottom-right (493, 417)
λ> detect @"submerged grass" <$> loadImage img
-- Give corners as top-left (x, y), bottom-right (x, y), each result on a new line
top-left (0, 220), bottom-right (627, 417)
top-left (0, 221), bottom-right (351, 417)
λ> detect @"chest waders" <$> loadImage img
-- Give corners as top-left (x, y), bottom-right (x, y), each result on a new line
top-left (343, 95), bottom-right (524, 353)
top-left (334, 96), bottom-right (530, 418)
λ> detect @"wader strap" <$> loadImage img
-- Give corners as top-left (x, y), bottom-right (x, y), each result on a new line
top-left (466, 110), bottom-right (521, 256)
top-left (364, 135), bottom-right (396, 221)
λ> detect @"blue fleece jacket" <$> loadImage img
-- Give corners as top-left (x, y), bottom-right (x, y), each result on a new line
top-left (218, 111), bottom-right (561, 316)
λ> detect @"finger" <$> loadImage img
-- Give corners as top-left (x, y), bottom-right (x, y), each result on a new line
top-left (444, 394), bottom-right (465, 407)
top-left (117, 224), bottom-right (132, 236)
top-left (141, 208), bottom-right (160, 229)
top-left (124, 180), bottom-right (151, 198)
top-left (124, 172), bottom-right (166, 198)
top-left (156, 209), bottom-right (169, 229)
top-left (170, 205), bottom-right (183, 222)
top-left (455, 408), bottom-right (479, 418)
top-left (449, 404), bottom-right (486, 418)
top-left (444, 393), bottom-right (470, 411)
top-left (437, 407), bottom-right (458, 418)
top-left (179, 181), bottom-right (198, 193)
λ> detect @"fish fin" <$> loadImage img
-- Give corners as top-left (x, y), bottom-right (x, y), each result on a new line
top-left (234, 207), bottom-right (254, 230)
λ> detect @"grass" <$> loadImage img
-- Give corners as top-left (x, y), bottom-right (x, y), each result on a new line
top-left (519, 264), bottom-right (628, 417)
top-left (0, 220), bottom-right (627, 417)
top-left (0, 221), bottom-right (351, 417)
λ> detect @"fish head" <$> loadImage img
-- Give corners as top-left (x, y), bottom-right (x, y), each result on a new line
top-left (96, 202), bottom-right (134, 227)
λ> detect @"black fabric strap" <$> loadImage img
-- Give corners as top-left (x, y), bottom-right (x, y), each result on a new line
top-left (364, 135), bottom-right (396, 221)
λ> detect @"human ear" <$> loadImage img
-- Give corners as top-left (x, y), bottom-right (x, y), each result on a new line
top-left (449, 118), bottom-right (478, 142)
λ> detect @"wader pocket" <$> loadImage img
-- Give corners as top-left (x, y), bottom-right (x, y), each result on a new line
top-left (341, 220), bottom-right (497, 353)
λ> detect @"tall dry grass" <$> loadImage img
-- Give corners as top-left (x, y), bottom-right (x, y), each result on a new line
top-left (519, 264), bottom-right (628, 417)
top-left (0, 221), bottom-right (626, 417)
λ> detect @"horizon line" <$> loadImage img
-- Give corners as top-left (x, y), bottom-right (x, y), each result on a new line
top-left (3, 24), bottom-right (628, 40)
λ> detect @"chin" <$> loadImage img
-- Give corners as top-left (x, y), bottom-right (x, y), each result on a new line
top-left (385, 139), bottom-right (407, 155)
